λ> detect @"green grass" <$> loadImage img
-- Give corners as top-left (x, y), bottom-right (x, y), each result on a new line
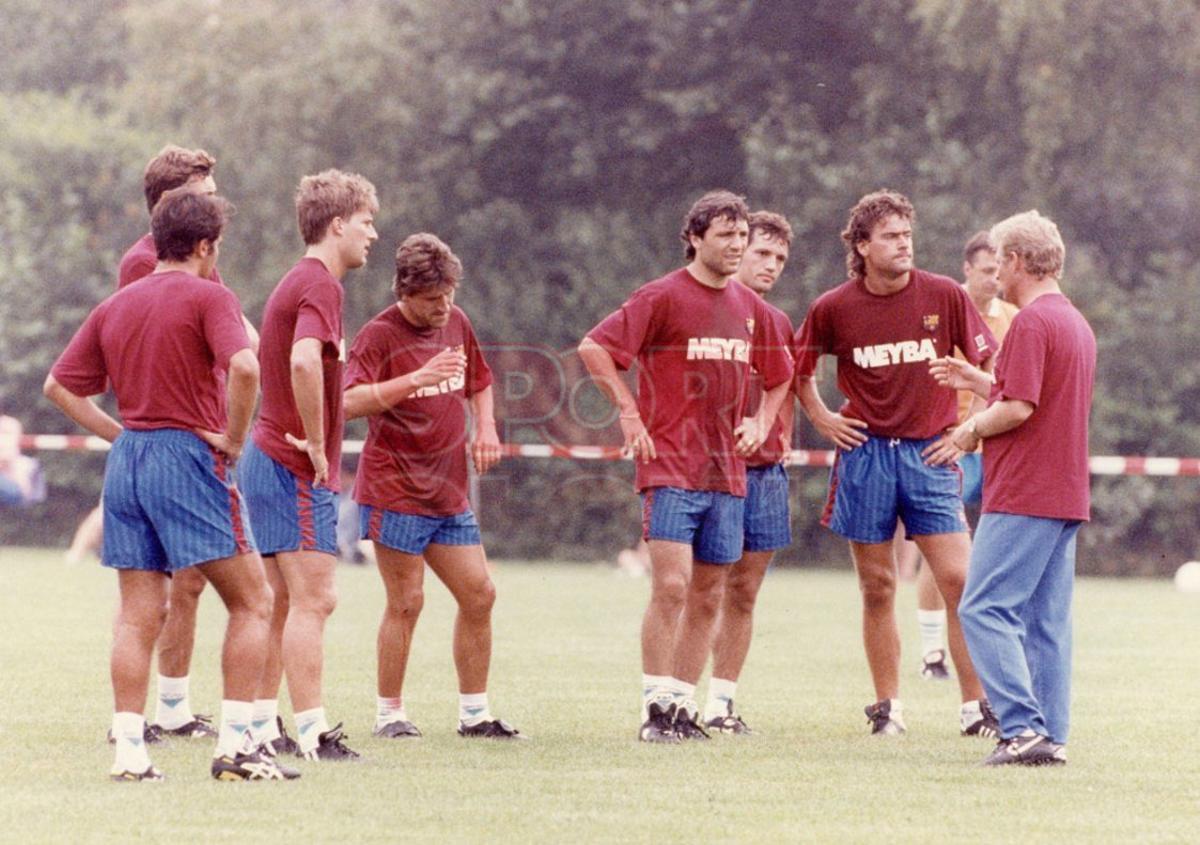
top-left (0, 547), bottom-right (1197, 843)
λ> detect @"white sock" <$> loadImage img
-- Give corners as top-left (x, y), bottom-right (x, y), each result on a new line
top-left (704, 677), bottom-right (738, 721)
top-left (111, 711), bottom-right (152, 774)
top-left (459, 693), bottom-right (490, 726)
top-left (376, 696), bottom-right (407, 727)
top-left (250, 699), bottom-right (280, 745)
top-left (642, 673), bottom-right (673, 714)
top-left (887, 698), bottom-right (907, 729)
top-left (667, 678), bottom-right (697, 716)
top-left (960, 699), bottom-right (987, 731)
top-left (154, 674), bottom-right (193, 729)
top-left (918, 609), bottom-right (947, 657)
top-left (215, 700), bottom-right (254, 758)
top-left (294, 707), bottom-right (329, 754)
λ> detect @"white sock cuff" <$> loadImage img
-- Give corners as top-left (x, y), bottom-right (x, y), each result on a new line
top-left (707, 677), bottom-right (738, 702)
top-left (917, 609), bottom-right (948, 624)
top-left (667, 677), bottom-right (696, 698)
top-left (157, 674), bottom-right (190, 696)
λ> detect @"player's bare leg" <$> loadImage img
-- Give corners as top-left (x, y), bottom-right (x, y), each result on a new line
top-left (914, 555), bottom-right (950, 679)
top-left (248, 555), bottom-right (292, 752)
top-left (671, 561), bottom-right (731, 684)
top-left (373, 544), bottom-right (425, 735)
top-left (642, 540), bottom-right (693, 675)
top-left (914, 532), bottom-right (983, 702)
top-left (109, 569), bottom-right (169, 778)
top-left (850, 540), bottom-right (901, 700)
top-left (197, 552), bottom-right (274, 702)
top-left (273, 549), bottom-right (354, 758)
top-left (710, 550), bottom-right (773, 683)
top-left (152, 566), bottom-right (214, 736)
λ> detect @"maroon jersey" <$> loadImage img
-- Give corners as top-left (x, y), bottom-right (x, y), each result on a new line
top-left (346, 305), bottom-right (492, 516)
top-left (587, 268), bottom-right (794, 496)
top-left (983, 293), bottom-right (1096, 521)
top-left (744, 298), bottom-right (795, 467)
top-left (251, 258), bottom-right (345, 491)
top-left (51, 271), bottom-right (249, 431)
top-left (118, 233), bottom-right (225, 289)
top-left (794, 269), bottom-right (996, 439)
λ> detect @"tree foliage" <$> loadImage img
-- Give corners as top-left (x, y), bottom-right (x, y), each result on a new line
top-left (3, 0), bottom-right (1199, 570)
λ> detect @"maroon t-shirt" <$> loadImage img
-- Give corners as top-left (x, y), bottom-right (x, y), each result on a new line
top-left (51, 271), bottom-right (250, 431)
top-left (252, 258), bottom-right (345, 491)
top-left (793, 269), bottom-right (996, 439)
top-left (346, 305), bottom-right (493, 516)
top-left (982, 293), bottom-right (1096, 521)
top-left (587, 268), bottom-right (794, 496)
top-left (745, 298), bottom-right (795, 467)
top-left (118, 233), bottom-right (225, 289)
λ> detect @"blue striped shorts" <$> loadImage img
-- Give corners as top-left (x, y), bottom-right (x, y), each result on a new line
top-left (744, 463), bottom-right (791, 552)
top-left (360, 505), bottom-right (481, 555)
top-left (823, 434), bottom-right (967, 544)
top-left (102, 428), bottom-right (255, 572)
top-left (238, 440), bottom-right (337, 556)
top-left (641, 486), bottom-right (745, 565)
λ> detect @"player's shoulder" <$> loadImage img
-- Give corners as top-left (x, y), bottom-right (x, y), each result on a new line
top-left (912, 268), bottom-right (968, 299)
top-left (807, 277), bottom-right (860, 312)
top-left (117, 234), bottom-right (157, 288)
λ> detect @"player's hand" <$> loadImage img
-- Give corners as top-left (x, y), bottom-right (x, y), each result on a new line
top-left (922, 427), bottom-right (971, 466)
top-left (194, 429), bottom-right (245, 462)
top-left (930, 357), bottom-right (991, 396)
top-left (814, 410), bottom-right (869, 451)
top-left (734, 415), bottom-right (766, 457)
top-left (414, 347), bottom-right (467, 388)
top-left (619, 414), bottom-right (656, 463)
top-left (471, 423), bottom-right (502, 474)
top-left (285, 432), bottom-right (329, 487)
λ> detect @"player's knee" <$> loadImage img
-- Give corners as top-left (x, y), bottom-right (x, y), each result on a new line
top-left (386, 586), bottom-right (424, 621)
top-left (310, 583), bottom-right (338, 619)
top-left (726, 577), bottom-right (760, 616)
top-left (460, 579), bottom-right (496, 620)
top-left (858, 572), bottom-right (896, 607)
top-left (651, 572), bottom-right (688, 611)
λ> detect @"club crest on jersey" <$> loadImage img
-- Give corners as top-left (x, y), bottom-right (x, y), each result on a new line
top-left (922, 314), bottom-right (939, 332)
top-left (975, 333), bottom-right (989, 351)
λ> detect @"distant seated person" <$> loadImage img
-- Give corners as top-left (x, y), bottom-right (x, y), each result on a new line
top-left (0, 415), bottom-right (45, 507)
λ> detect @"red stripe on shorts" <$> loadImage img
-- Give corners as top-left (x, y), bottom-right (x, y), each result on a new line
top-left (296, 481), bottom-right (317, 550)
top-left (641, 489), bottom-right (654, 541)
top-left (210, 448), bottom-right (251, 555)
top-left (820, 450), bottom-right (840, 529)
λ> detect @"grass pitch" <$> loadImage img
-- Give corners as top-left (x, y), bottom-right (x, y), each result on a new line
top-left (0, 547), bottom-right (1197, 843)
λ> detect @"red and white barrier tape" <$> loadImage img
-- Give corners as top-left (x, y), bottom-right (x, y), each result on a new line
top-left (14, 434), bottom-right (1199, 476)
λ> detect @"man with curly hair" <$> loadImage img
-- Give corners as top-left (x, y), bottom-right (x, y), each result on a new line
top-left (793, 189), bottom-right (999, 739)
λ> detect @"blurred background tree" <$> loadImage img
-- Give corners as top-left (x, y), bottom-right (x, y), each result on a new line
top-left (3, 0), bottom-right (1197, 572)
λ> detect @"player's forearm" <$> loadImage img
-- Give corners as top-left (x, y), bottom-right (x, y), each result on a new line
top-left (225, 349), bottom-right (259, 445)
top-left (290, 357), bottom-right (326, 448)
top-left (344, 375), bottom-right (422, 420)
top-left (469, 385), bottom-right (497, 432)
top-left (757, 380), bottom-right (791, 429)
top-left (42, 376), bottom-right (122, 442)
top-left (795, 377), bottom-right (832, 425)
top-left (578, 338), bottom-right (638, 415)
top-left (242, 315), bottom-right (260, 355)
top-left (973, 398), bottom-right (1035, 439)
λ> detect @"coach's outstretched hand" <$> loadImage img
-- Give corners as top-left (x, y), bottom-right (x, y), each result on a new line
top-left (619, 414), bottom-right (656, 463)
top-left (194, 429), bottom-right (245, 462)
top-left (415, 347), bottom-right (467, 388)
top-left (285, 432), bottom-right (329, 487)
top-left (930, 357), bottom-right (992, 398)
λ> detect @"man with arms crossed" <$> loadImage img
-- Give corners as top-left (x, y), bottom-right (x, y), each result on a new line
top-left (931, 210), bottom-right (1095, 766)
top-left (115, 144), bottom-right (260, 742)
top-left (908, 231), bottom-right (1018, 681)
top-left (580, 191), bottom-right (793, 743)
top-left (793, 190), bottom-right (999, 737)
top-left (240, 169), bottom-right (378, 761)
top-left (345, 233), bottom-right (520, 739)
top-left (45, 190), bottom-right (294, 781)
top-left (702, 210), bottom-right (796, 734)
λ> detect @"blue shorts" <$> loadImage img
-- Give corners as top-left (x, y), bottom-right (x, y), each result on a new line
top-left (239, 440), bottom-right (337, 556)
top-left (822, 435), bottom-right (967, 544)
top-left (360, 505), bottom-right (482, 555)
top-left (960, 452), bottom-right (983, 506)
top-left (102, 429), bottom-right (255, 572)
top-left (641, 486), bottom-right (745, 565)
top-left (744, 464), bottom-right (791, 552)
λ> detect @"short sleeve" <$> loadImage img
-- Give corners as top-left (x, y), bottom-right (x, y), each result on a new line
top-left (751, 301), bottom-right (794, 390)
top-left (586, 285), bottom-right (660, 371)
top-left (952, 285), bottom-right (997, 366)
top-left (51, 307), bottom-right (109, 396)
top-left (993, 315), bottom-right (1047, 408)
top-left (202, 287), bottom-right (252, 371)
top-left (462, 315), bottom-right (493, 397)
top-left (793, 300), bottom-right (831, 381)
top-left (294, 278), bottom-right (343, 348)
top-left (344, 322), bottom-right (391, 389)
